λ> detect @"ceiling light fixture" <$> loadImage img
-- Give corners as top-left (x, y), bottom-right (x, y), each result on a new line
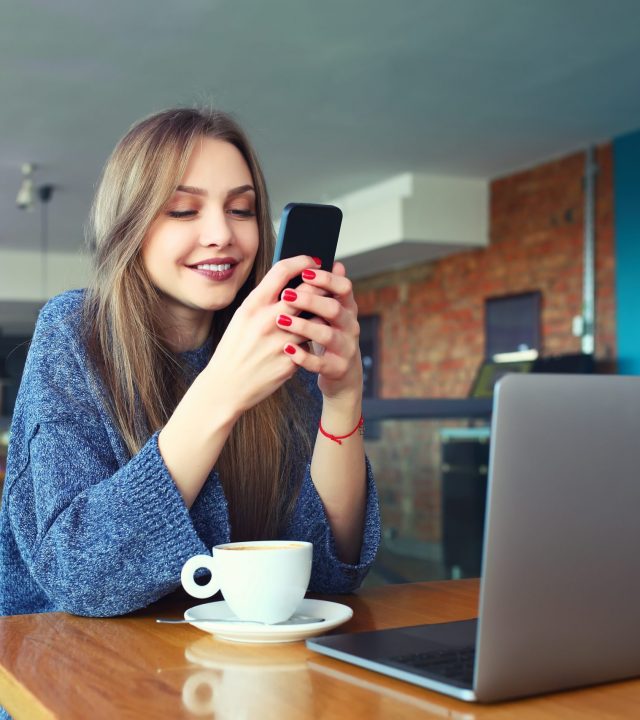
top-left (16, 163), bottom-right (37, 211)
top-left (14, 163), bottom-right (57, 297)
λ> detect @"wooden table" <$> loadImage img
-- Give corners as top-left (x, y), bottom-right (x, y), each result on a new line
top-left (1, 579), bottom-right (639, 719)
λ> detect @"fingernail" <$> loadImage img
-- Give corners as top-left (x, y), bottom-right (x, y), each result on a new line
top-left (277, 314), bottom-right (292, 327)
top-left (284, 344), bottom-right (297, 355)
top-left (312, 256), bottom-right (322, 266)
top-left (282, 289), bottom-right (297, 302)
top-left (302, 269), bottom-right (316, 280)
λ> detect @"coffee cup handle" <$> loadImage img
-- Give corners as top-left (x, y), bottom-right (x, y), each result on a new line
top-left (180, 554), bottom-right (221, 599)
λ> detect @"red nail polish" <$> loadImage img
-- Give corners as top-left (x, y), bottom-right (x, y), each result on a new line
top-left (277, 314), bottom-right (292, 326)
top-left (302, 269), bottom-right (316, 280)
top-left (282, 290), bottom-right (297, 302)
top-left (284, 344), bottom-right (296, 355)
top-left (312, 256), bottom-right (322, 266)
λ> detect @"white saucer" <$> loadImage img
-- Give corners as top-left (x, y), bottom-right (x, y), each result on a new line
top-left (184, 599), bottom-right (353, 644)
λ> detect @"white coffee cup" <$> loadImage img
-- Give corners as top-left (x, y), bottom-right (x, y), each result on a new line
top-left (181, 540), bottom-right (313, 624)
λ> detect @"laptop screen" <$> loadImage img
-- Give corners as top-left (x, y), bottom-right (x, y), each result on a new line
top-left (468, 359), bottom-right (534, 399)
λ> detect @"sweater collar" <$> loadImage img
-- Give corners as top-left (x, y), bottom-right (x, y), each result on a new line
top-left (180, 335), bottom-right (213, 372)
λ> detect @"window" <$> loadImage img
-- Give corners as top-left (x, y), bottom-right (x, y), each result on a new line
top-left (0, 335), bottom-right (30, 417)
top-left (359, 315), bottom-right (379, 398)
top-left (485, 291), bottom-right (541, 358)
top-left (359, 315), bottom-right (380, 440)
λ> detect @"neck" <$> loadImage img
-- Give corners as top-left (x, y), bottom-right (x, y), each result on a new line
top-left (163, 307), bottom-right (214, 353)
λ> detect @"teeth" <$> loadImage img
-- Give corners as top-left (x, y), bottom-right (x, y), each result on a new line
top-left (195, 263), bottom-right (232, 272)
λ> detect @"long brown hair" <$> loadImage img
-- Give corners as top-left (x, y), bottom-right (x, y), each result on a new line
top-left (84, 107), bottom-right (312, 540)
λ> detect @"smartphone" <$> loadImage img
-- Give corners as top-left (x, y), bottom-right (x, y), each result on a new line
top-left (272, 203), bottom-right (343, 318)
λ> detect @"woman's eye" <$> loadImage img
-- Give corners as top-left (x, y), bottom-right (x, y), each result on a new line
top-left (228, 208), bottom-right (256, 218)
top-left (167, 210), bottom-right (197, 219)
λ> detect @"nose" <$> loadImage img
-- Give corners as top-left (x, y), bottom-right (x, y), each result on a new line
top-left (199, 207), bottom-right (233, 248)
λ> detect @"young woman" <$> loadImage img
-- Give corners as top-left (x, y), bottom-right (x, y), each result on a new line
top-left (0, 107), bottom-right (380, 617)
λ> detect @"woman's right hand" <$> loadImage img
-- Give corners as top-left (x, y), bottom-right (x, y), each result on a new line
top-left (159, 255), bottom-right (319, 507)
top-left (200, 255), bottom-right (320, 420)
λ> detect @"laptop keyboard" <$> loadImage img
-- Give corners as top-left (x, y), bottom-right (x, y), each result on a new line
top-left (389, 646), bottom-right (476, 685)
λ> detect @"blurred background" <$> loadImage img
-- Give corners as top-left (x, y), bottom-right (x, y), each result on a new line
top-left (1, 0), bottom-right (639, 585)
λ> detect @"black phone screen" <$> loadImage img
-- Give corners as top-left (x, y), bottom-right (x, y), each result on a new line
top-left (272, 203), bottom-right (343, 319)
top-left (272, 203), bottom-right (342, 273)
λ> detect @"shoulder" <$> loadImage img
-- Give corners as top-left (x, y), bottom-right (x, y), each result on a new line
top-left (36, 289), bottom-right (86, 331)
top-left (30, 289), bottom-right (87, 353)
top-left (19, 289), bottom-right (94, 414)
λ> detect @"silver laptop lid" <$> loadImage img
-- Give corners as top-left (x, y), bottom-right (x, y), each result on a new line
top-left (475, 374), bottom-right (640, 701)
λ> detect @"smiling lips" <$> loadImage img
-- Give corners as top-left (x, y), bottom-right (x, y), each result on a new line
top-left (189, 257), bottom-right (238, 281)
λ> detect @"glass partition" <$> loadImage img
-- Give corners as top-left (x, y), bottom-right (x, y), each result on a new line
top-left (361, 399), bottom-right (492, 587)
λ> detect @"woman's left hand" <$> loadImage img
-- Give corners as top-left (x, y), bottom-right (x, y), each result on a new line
top-left (276, 261), bottom-right (363, 404)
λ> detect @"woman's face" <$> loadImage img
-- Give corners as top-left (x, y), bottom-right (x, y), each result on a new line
top-left (142, 136), bottom-right (259, 329)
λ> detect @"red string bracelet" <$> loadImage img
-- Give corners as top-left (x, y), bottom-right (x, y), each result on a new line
top-left (319, 415), bottom-right (364, 445)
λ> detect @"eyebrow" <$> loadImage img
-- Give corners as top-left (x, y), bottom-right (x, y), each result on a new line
top-left (175, 184), bottom-right (255, 198)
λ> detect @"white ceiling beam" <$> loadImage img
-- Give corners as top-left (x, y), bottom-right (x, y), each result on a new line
top-left (331, 173), bottom-right (489, 279)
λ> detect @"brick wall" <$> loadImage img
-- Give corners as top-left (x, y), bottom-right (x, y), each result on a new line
top-left (355, 144), bottom-right (615, 399)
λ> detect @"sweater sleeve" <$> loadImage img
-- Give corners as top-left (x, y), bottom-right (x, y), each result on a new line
top-left (6, 420), bottom-right (209, 617)
top-left (282, 457), bottom-right (381, 594)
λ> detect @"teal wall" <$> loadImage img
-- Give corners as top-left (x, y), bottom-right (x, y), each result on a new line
top-left (613, 131), bottom-right (640, 375)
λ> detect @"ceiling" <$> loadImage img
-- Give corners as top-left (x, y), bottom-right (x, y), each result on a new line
top-left (2, 0), bottom-right (640, 255)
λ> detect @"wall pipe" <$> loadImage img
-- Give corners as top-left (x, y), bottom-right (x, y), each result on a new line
top-left (582, 147), bottom-right (598, 355)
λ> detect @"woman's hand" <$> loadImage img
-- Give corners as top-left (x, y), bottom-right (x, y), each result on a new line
top-left (275, 261), bottom-right (363, 407)
top-left (201, 255), bottom-right (321, 420)
top-left (159, 255), bottom-right (321, 508)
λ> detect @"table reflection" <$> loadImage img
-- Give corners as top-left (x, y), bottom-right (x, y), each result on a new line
top-left (307, 658), bottom-right (478, 720)
top-left (182, 636), bottom-right (311, 718)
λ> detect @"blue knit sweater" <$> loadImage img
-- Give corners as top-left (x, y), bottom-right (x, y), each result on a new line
top-left (0, 290), bottom-right (380, 618)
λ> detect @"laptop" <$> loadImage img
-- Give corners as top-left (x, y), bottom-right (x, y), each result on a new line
top-left (307, 374), bottom-right (640, 702)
